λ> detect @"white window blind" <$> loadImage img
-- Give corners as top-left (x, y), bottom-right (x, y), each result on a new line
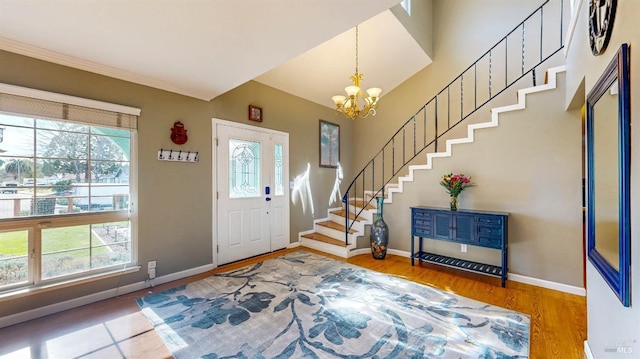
top-left (0, 83), bottom-right (140, 130)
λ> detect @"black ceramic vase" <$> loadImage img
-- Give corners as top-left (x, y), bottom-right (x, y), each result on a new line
top-left (370, 197), bottom-right (389, 260)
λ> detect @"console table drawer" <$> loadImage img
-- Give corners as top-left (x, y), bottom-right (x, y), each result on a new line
top-left (413, 218), bottom-right (432, 227)
top-left (477, 226), bottom-right (502, 237)
top-left (477, 215), bottom-right (504, 226)
top-left (414, 227), bottom-right (432, 237)
top-left (413, 210), bottom-right (431, 219)
top-left (478, 235), bottom-right (502, 249)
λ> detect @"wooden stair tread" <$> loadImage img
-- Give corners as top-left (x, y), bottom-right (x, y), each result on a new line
top-left (301, 232), bottom-right (349, 247)
top-left (348, 199), bottom-right (375, 210)
top-left (330, 209), bottom-right (365, 222)
top-left (317, 220), bottom-right (356, 234)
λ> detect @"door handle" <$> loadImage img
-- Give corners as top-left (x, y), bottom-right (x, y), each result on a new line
top-left (266, 197), bottom-right (271, 201)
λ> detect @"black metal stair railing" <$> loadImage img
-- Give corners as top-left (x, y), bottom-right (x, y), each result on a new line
top-left (342, 0), bottom-right (565, 244)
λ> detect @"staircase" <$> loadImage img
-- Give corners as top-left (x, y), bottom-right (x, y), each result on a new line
top-left (299, 65), bottom-right (566, 258)
top-left (300, 0), bottom-right (566, 257)
top-left (300, 200), bottom-right (374, 257)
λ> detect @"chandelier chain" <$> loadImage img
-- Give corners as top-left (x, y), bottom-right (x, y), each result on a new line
top-left (355, 26), bottom-right (359, 74)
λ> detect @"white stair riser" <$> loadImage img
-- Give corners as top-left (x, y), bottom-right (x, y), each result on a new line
top-left (315, 225), bottom-right (358, 243)
top-left (328, 213), bottom-right (366, 233)
top-left (300, 237), bottom-right (354, 258)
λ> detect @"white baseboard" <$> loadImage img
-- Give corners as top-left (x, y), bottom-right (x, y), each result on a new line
top-left (508, 273), bottom-right (585, 296)
top-left (584, 340), bottom-right (594, 359)
top-left (350, 248), bottom-right (410, 258)
top-left (349, 248), bottom-right (370, 257)
top-left (300, 238), bottom-right (351, 258)
top-left (0, 262), bottom-right (216, 329)
top-left (387, 249), bottom-right (411, 257)
top-left (287, 241), bottom-right (301, 248)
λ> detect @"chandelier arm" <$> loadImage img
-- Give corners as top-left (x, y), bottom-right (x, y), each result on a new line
top-left (331, 24), bottom-right (381, 120)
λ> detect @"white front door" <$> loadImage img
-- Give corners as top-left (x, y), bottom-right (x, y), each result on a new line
top-left (214, 119), bottom-right (289, 265)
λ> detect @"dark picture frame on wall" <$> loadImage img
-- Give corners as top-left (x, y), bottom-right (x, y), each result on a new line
top-left (319, 120), bottom-right (339, 168)
top-left (248, 105), bottom-right (263, 122)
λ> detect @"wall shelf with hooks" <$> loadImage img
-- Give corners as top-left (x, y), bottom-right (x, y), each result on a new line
top-left (157, 149), bottom-right (199, 162)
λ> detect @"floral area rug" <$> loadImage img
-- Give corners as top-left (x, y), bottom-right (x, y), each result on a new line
top-left (136, 251), bottom-right (529, 358)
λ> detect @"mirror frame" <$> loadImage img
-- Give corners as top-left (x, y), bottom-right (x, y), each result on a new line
top-left (586, 43), bottom-right (631, 307)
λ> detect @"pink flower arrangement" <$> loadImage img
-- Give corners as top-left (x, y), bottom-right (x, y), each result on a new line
top-left (439, 173), bottom-right (476, 197)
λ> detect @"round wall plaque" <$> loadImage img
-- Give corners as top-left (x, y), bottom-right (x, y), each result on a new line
top-left (589, 0), bottom-right (617, 56)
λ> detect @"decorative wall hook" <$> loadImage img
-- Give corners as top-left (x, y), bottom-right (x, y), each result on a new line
top-left (157, 148), bottom-right (199, 162)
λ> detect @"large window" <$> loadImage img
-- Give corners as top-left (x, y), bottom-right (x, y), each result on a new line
top-left (0, 84), bottom-right (139, 293)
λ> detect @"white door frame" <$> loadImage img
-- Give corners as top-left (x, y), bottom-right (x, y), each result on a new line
top-left (211, 118), bottom-right (290, 267)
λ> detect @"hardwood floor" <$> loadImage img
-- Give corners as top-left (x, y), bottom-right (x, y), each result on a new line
top-left (0, 248), bottom-right (587, 358)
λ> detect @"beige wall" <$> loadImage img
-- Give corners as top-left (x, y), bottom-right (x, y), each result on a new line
top-left (382, 73), bottom-right (583, 286)
top-left (353, 0), bottom-right (551, 170)
top-left (565, 0), bottom-right (640, 356)
top-left (349, 0), bottom-right (583, 286)
top-left (390, 0), bottom-right (433, 58)
top-left (0, 50), bottom-right (349, 316)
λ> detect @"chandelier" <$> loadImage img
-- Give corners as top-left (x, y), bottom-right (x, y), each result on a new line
top-left (331, 26), bottom-right (382, 120)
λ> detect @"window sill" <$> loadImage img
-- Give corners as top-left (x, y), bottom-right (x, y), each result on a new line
top-left (0, 266), bottom-right (141, 303)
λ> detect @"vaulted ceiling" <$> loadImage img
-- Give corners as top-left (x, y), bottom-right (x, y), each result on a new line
top-left (0, 0), bottom-right (432, 109)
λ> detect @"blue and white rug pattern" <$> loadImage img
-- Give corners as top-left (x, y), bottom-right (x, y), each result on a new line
top-left (136, 251), bottom-right (529, 358)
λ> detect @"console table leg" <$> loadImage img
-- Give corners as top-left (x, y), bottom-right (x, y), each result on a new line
top-left (411, 236), bottom-right (415, 266)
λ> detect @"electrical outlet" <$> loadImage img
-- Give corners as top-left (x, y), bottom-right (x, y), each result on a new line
top-left (460, 244), bottom-right (467, 253)
top-left (148, 260), bottom-right (157, 280)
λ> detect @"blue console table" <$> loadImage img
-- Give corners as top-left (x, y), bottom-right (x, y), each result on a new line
top-left (411, 206), bottom-right (509, 287)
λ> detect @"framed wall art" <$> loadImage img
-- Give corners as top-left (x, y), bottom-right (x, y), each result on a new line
top-left (319, 120), bottom-right (340, 168)
top-left (248, 105), bottom-right (263, 122)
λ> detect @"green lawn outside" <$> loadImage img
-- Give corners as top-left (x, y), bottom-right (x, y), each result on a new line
top-left (0, 225), bottom-right (119, 257)
top-left (1, 223), bottom-right (130, 285)
top-left (0, 230), bottom-right (28, 256)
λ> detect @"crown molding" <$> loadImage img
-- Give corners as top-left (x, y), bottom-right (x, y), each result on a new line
top-left (0, 37), bottom-right (212, 101)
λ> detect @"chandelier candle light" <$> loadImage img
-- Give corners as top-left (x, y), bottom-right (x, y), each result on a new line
top-left (440, 173), bottom-right (476, 211)
top-left (332, 26), bottom-right (382, 120)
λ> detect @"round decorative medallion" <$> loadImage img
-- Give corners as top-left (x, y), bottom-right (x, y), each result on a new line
top-left (589, 0), bottom-right (617, 56)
